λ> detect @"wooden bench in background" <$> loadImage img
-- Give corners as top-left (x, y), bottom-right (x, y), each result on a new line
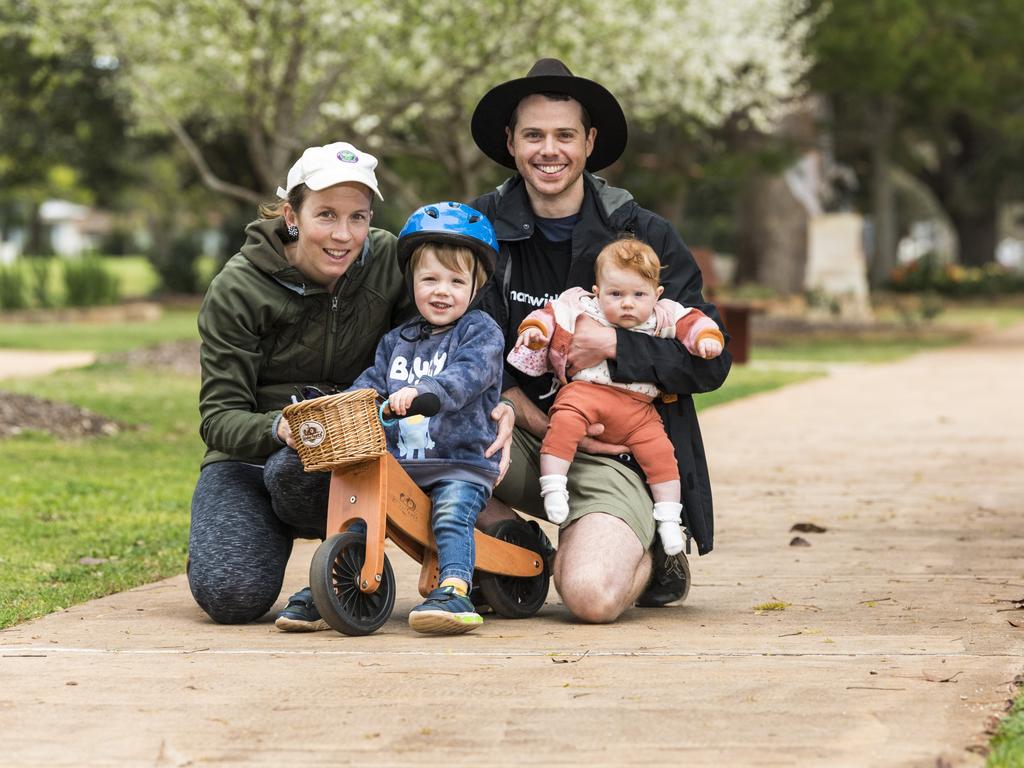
top-left (691, 248), bottom-right (758, 365)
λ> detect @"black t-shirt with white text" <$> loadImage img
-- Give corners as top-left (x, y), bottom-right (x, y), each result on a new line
top-left (505, 226), bottom-right (574, 410)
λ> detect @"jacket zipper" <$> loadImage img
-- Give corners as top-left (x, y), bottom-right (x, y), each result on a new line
top-left (322, 292), bottom-right (340, 380)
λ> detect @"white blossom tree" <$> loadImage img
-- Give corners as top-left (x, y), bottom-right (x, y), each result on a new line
top-left (22, 0), bottom-right (810, 208)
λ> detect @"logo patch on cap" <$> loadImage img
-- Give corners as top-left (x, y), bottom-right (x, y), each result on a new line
top-left (337, 149), bottom-right (358, 163)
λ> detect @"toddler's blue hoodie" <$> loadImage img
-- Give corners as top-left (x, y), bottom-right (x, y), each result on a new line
top-left (350, 310), bottom-right (504, 490)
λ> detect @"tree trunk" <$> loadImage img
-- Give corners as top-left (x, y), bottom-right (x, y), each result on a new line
top-left (951, 208), bottom-right (998, 267)
top-left (25, 203), bottom-right (46, 256)
top-left (735, 174), bottom-right (807, 294)
top-left (914, 112), bottom-right (1001, 268)
top-left (652, 182), bottom-right (688, 232)
top-left (869, 99), bottom-right (897, 288)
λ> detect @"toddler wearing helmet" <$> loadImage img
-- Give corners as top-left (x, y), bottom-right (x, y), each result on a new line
top-left (348, 202), bottom-right (505, 634)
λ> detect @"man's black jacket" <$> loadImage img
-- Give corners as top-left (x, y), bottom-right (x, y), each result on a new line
top-left (470, 172), bottom-right (731, 554)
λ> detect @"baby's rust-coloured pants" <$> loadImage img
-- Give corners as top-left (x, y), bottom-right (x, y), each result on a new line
top-left (541, 380), bottom-right (680, 485)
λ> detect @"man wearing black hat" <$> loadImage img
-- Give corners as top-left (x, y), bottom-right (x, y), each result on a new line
top-left (470, 59), bottom-right (731, 622)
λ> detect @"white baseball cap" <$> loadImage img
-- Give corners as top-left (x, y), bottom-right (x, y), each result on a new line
top-left (276, 141), bottom-right (383, 201)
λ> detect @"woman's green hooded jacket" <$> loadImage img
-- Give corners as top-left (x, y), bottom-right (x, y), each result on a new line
top-left (197, 217), bottom-right (411, 466)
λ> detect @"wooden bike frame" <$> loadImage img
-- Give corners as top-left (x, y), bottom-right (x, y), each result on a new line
top-left (325, 453), bottom-right (544, 597)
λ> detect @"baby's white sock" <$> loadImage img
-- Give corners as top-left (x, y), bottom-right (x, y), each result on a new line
top-left (539, 475), bottom-right (570, 525)
top-left (653, 501), bottom-right (685, 556)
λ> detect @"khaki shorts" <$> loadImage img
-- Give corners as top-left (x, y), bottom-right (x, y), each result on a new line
top-left (494, 427), bottom-right (655, 547)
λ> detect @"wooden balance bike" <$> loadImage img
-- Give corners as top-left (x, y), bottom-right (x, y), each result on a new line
top-left (282, 388), bottom-right (550, 636)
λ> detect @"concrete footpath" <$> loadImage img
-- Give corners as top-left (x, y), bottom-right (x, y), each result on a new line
top-left (0, 349), bottom-right (96, 381)
top-left (2, 325), bottom-right (1023, 767)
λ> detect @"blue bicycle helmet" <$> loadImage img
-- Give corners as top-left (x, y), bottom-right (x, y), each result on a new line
top-left (397, 202), bottom-right (499, 279)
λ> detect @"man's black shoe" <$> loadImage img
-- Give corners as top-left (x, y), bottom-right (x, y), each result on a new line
top-left (636, 539), bottom-right (691, 607)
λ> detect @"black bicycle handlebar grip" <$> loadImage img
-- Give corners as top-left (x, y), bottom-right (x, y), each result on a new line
top-left (406, 392), bottom-right (441, 418)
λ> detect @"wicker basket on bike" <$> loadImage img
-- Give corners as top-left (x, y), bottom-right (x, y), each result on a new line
top-left (282, 388), bottom-right (386, 471)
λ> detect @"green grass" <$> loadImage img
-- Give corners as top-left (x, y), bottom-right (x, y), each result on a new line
top-left (751, 298), bottom-right (1024, 364)
top-left (751, 333), bottom-right (970, 363)
top-left (103, 256), bottom-right (159, 298)
top-left (0, 363), bottom-right (200, 628)
top-left (696, 366), bottom-right (821, 410)
top-left (987, 689), bottom-right (1024, 767)
top-left (0, 307), bottom-right (198, 352)
top-left (933, 303), bottom-right (1024, 330)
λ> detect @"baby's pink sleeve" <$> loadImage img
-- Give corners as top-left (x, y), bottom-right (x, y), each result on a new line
top-left (674, 309), bottom-right (725, 356)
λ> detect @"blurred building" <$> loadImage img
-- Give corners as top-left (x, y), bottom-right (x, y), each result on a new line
top-left (0, 200), bottom-right (114, 261)
top-left (39, 200), bottom-right (113, 257)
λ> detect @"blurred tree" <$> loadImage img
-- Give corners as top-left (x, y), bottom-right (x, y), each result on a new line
top-left (1, 3), bottom-right (256, 294)
top-left (807, 0), bottom-right (1024, 275)
top-left (0, 3), bottom-right (136, 251)
top-left (23, 0), bottom-right (810, 220)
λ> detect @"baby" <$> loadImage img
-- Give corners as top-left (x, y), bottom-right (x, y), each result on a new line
top-left (508, 238), bottom-right (724, 555)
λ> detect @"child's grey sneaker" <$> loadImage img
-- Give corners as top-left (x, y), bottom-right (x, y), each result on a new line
top-left (275, 586), bottom-right (330, 632)
top-left (408, 586), bottom-right (483, 635)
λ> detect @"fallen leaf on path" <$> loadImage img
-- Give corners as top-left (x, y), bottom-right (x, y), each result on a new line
top-left (551, 650), bottom-right (590, 664)
top-left (790, 536), bottom-right (811, 547)
top-left (923, 671), bottom-right (962, 683)
top-left (790, 523), bottom-right (827, 533)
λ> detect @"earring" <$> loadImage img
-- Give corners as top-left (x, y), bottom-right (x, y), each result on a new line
top-left (287, 224), bottom-right (299, 239)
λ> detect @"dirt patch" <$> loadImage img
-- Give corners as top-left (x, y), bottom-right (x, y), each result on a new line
top-left (0, 340), bottom-right (199, 441)
top-left (0, 391), bottom-right (125, 439)
top-left (102, 339), bottom-right (201, 377)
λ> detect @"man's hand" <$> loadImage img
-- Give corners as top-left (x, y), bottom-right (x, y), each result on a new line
top-left (578, 422), bottom-right (629, 456)
top-left (567, 314), bottom-right (616, 373)
top-left (485, 400), bottom-right (515, 484)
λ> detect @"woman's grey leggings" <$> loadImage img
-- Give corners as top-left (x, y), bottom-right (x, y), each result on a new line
top-left (187, 448), bottom-right (330, 624)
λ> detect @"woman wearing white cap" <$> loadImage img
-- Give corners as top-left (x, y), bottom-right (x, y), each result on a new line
top-left (186, 142), bottom-right (512, 630)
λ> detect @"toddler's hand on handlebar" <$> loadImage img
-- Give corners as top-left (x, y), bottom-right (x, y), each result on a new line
top-left (387, 387), bottom-right (418, 416)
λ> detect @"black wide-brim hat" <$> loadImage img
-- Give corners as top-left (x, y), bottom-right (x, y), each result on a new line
top-left (471, 58), bottom-right (628, 172)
